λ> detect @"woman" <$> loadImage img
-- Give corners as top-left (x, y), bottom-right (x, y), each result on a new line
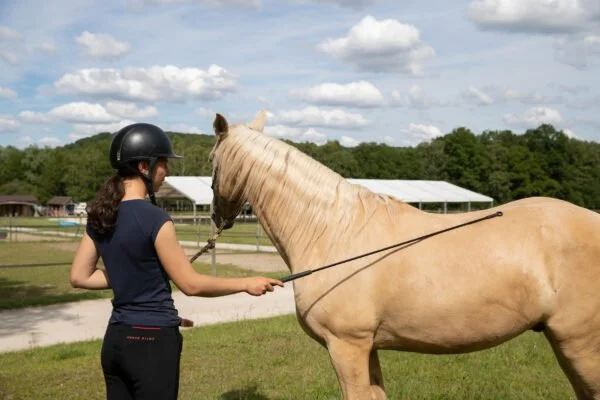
top-left (70, 123), bottom-right (283, 400)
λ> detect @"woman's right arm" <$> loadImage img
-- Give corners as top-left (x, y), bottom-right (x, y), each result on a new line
top-left (155, 221), bottom-right (283, 297)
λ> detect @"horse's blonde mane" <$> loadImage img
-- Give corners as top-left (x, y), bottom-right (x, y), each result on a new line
top-left (217, 124), bottom-right (397, 250)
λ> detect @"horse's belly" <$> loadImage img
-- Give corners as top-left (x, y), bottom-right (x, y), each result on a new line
top-left (373, 270), bottom-right (550, 354)
top-left (374, 305), bottom-right (535, 354)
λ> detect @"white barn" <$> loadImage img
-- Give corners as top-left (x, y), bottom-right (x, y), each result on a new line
top-left (156, 176), bottom-right (494, 215)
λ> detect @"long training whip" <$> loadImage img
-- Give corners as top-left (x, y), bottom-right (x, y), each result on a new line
top-left (277, 211), bottom-right (504, 283)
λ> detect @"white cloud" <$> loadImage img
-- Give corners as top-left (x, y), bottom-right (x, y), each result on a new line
top-left (290, 81), bottom-right (384, 108)
top-left (391, 85), bottom-right (452, 108)
top-left (195, 107), bottom-right (216, 117)
top-left (504, 106), bottom-right (563, 127)
top-left (567, 95), bottom-right (600, 110)
top-left (318, 16), bottom-right (435, 74)
top-left (18, 136), bottom-right (33, 146)
top-left (463, 85), bottom-right (563, 106)
top-left (54, 65), bottom-right (238, 102)
top-left (264, 124), bottom-right (328, 145)
top-left (19, 111), bottom-right (53, 123)
top-left (75, 31), bottom-right (131, 60)
top-left (468, 1), bottom-right (600, 68)
top-left (0, 115), bottom-right (21, 132)
top-left (105, 101), bottom-right (158, 119)
top-left (554, 34), bottom-right (600, 68)
top-left (297, 0), bottom-right (379, 9)
top-left (41, 101), bottom-right (156, 126)
top-left (132, 0), bottom-right (261, 7)
top-left (467, 0), bottom-right (598, 33)
top-left (563, 128), bottom-right (578, 138)
top-left (274, 106), bottom-right (368, 129)
top-left (502, 88), bottom-right (561, 104)
top-left (0, 26), bottom-right (23, 40)
top-left (257, 96), bottom-right (271, 106)
top-left (464, 86), bottom-right (495, 106)
top-left (302, 128), bottom-right (328, 145)
top-left (70, 120), bottom-right (136, 140)
top-left (340, 135), bottom-right (361, 147)
top-left (49, 102), bottom-right (120, 123)
top-left (0, 87), bottom-right (17, 98)
top-left (38, 137), bottom-right (62, 147)
top-left (168, 123), bottom-right (205, 134)
top-left (0, 50), bottom-right (18, 65)
top-left (407, 123), bottom-right (442, 142)
top-left (37, 41), bottom-right (57, 56)
top-left (551, 83), bottom-right (589, 95)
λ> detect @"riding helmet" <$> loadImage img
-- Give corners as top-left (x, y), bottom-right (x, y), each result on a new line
top-left (109, 123), bottom-right (182, 170)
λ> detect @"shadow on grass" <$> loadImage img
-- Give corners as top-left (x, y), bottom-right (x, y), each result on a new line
top-left (220, 384), bottom-right (271, 400)
top-left (0, 276), bottom-right (108, 311)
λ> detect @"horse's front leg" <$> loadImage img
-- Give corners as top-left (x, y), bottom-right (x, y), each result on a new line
top-left (327, 337), bottom-right (387, 400)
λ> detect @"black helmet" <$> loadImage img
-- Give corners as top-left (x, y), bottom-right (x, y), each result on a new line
top-left (109, 123), bottom-right (182, 170)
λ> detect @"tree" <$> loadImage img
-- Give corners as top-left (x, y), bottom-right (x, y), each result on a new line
top-left (442, 127), bottom-right (489, 193)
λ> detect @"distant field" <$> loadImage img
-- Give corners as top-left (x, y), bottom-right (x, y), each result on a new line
top-left (0, 216), bottom-right (274, 246)
top-left (0, 315), bottom-right (574, 399)
top-left (0, 241), bottom-right (280, 310)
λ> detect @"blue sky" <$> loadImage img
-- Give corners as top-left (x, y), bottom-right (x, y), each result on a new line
top-left (0, 0), bottom-right (599, 148)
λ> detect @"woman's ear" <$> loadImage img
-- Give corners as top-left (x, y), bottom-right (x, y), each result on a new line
top-left (137, 160), bottom-right (150, 175)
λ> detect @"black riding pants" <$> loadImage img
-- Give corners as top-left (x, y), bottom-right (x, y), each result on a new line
top-left (101, 324), bottom-right (183, 400)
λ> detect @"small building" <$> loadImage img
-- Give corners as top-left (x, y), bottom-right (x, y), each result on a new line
top-left (0, 195), bottom-right (39, 217)
top-left (47, 196), bottom-right (75, 217)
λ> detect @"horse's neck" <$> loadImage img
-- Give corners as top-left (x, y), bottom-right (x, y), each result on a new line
top-left (237, 142), bottom-right (355, 269)
top-left (227, 133), bottom-right (417, 272)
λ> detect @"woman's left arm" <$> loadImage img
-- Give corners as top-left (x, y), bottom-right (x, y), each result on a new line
top-left (70, 233), bottom-right (110, 290)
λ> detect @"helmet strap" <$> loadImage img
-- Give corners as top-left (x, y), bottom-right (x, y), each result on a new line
top-left (120, 159), bottom-right (159, 205)
top-left (143, 158), bottom-right (159, 206)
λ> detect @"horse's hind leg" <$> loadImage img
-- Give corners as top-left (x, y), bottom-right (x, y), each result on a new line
top-left (544, 328), bottom-right (600, 399)
top-left (327, 337), bottom-right (386, 400)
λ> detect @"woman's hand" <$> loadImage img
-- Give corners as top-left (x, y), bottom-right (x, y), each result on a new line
top-left (244, 277), bottom-right (284, 296)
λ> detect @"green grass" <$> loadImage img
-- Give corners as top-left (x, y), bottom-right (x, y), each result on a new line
top-left (0, 241), bottom-right (281, 310)
top-left (0, 315), bottom-right (574, 399)
top-left (0, 217), bottom-right (68, 227)
top-left (175, 221), bottom-right (273, 246)
top-left (0, 241), bottom-right (76, 266)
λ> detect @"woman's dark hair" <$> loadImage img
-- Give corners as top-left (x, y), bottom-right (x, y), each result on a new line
top-left (87, 168), bottom-right (136, 236)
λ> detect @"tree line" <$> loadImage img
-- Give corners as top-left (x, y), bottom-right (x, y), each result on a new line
top-left (1, 124), bottom-right (599, 209)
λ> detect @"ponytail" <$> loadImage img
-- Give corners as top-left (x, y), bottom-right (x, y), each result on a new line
top-left (87, 175), bottom-right (125, 236)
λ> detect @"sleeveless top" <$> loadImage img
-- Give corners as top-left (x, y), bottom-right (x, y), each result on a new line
top-left (86, 199), bottom-right (181, 327)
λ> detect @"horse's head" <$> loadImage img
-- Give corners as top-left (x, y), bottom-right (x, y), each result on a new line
top-left (209, 111), bottom-right (267, 230)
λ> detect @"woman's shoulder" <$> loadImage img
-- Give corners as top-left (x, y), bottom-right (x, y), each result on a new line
top-left (123, 200), bottom-right (170, 218)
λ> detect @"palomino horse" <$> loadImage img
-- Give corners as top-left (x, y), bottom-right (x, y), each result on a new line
top-left (209, 111), bottom-right (600, 400)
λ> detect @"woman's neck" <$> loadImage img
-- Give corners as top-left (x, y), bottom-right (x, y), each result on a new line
top-left (122, 178), bottom-right (147, 201)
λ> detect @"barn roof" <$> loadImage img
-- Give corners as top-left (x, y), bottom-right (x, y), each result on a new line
top-left (156, 176), bottom-right (494, 206)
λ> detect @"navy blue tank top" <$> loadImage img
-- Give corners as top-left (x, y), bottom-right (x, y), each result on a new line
top-left (86, 199), bottom-right (180, 327)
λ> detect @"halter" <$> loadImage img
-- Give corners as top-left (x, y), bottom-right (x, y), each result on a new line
top-left (188, 201), bottom-right (247, 263)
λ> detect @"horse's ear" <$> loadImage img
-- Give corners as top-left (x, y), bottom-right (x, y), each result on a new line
top-left (213, 113), bottom-right (229, 138)
top-left (247, 110), bottom-right (267, 133)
